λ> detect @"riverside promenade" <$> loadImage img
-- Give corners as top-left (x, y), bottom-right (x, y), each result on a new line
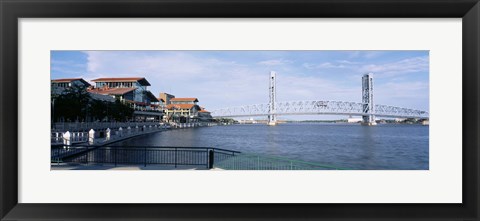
top-left (51, 121), bottom-right (220, 168)
top-left (51, 122), bottom-right (344, 171)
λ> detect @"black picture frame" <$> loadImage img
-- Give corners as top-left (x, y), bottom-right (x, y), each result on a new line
top-left (1, 0), bottom-right (479, 220)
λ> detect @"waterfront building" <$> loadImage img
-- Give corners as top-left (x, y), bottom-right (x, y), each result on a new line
top-left (52, 78), bottom-right (115, 102)
top-left (89, 77), bottom-right (163, 121)
top-left (152, 98), bottom-right (165, 110)
top-left (159, 92), bottom-right (175, 105)
top-left (165, 98), bottom-right (201, 123)
top-left (198, 107), bottom-right (213, 121)
top-left (89, 77), bottom-right (156, 102)
top-left (170, 97), bottom-right (199, 105)
top-left (51, 78), bottom-right (91, 95)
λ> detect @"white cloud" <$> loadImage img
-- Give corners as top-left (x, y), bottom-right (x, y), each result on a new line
top-left (345, 51), bottom-right (385, 59)
top-left (303, 62), bottom-right (346, 69)
top-left (360, 56), bottom-right (429, 77)
top-left (363, 51), bottom-right (384, 59)
top-left (78, 51), bottom-right (429, 117)
top-left (82, 51), bottom-right (274, 109)
top-left (258, 59), bottom-right (292, 66)
top-left (336, 60), bottom-right (362, 65)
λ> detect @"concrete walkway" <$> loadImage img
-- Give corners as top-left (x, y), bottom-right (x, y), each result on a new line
top-left (51, 163), bottom-right (209, 170)
top-left (94, 129), bottom-right (165, 146)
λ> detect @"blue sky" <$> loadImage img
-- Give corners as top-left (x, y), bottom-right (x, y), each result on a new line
top-left (51, 50), bottom-right (429, 120)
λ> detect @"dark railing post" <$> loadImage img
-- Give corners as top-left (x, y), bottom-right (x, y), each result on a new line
top-left (85, 146), bottom-right (89, 165)
top-left (144, 147), bottom-right (147, 167)
top-left (114, 147), bottom-right (117, 167)
top-left (208, 149), bottom-right (214, 169)
top-left (57, 149), bottom-right (60, 165)
top-left (174, 148), bottom-right (177, 168)
top-left (205, 149), bottom-right (209, 168)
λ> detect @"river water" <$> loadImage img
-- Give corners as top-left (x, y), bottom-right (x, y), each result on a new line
top-left (112, 123), bottom-right (428, 170)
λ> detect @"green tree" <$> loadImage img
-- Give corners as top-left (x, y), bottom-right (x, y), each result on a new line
top-left (110, 100), bottom-right (134, 122)
top-left (52, 85), bottom-right (134, 122)
top-left (53, 85), bottom-right (91, 122)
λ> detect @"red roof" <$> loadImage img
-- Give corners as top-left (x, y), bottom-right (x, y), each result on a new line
top-left (170, 98), bottom-right (198, 102)
top-left (166, 104), bottom-right (197, 110)
top-left (52, 78), bottom-right (83, 83)
top-left (51, 78), bottom-right (91, 86)
top-left (199, 109), bottom-right (210, 113)
top-left (91, 77), bottom-right (151, 86)
top-left (88, 87), bottom-right (136, 95)
top-left (92, 77), bottom-right (143, 82)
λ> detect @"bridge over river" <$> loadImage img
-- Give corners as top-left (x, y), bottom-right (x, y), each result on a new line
top-left (211, 72), bottom-right (429, 125)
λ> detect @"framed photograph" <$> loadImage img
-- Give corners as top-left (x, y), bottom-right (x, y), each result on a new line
top-left (49, 50), bottom-right (430, 171)
top-left (1, 0), bottom-right (479, 220)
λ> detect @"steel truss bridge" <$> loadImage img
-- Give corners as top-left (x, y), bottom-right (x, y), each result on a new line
top-left (210, 100), bottom-right (429, 119)
top-left (210, 72), bottom-right (429, 123)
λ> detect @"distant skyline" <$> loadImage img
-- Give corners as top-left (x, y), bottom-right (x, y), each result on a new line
top-left (51, 50), bottom-right (429, 120)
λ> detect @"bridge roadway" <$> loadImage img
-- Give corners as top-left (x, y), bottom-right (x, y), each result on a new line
top-left (210, 100), bottom-right (429, 119)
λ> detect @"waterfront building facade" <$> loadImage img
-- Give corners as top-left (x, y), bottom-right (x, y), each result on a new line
top-left (89, 77), bottom-right (163, 121)
top-left (198, 107), bottom-right (213, 121)
top-left (159, 92), bottom-right (175, 105)
top-left (52, 77), bottom-right (115, 102)
top-left (51, 78), bottom-right (91, 95)
top-left (89, 77), bottom-right (157, 103)
top-left (165, 98), bottom-right (201, 123)
top-left (52, 77), bottom-right (214, 123)
top-left (170, 97), bottom-right (198, 105)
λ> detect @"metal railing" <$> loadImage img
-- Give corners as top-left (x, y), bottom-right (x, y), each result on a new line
top-left (169, 122), bottom-right (217, 128)
top-left (51, 145), bottom-right (91, 160)
top-left (51, 145), bottom-right (345, 170)
top-left (214, 153), bottom-right (347, 170)
top-left (51, 145), bottom-right (240, 169)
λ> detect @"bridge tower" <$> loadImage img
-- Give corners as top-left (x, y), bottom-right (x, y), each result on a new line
top-left (361, 73), bottom-right (376, 126)
top-left (268, 71), bottom-right (277, 126)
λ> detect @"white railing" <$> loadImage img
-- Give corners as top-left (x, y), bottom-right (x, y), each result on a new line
top-left (51, 132), bottom-right (88, 145)
top-left (51, 124), bottom-right (170, 146)
top-left (52, 122), bottom-right (161, 132)
top-left (51, 122), bottom-right (218, 146)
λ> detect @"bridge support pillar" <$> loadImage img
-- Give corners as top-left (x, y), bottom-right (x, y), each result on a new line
top-left (268, 71), bottom-right (277, 126)
top-left (267, 117), bottom-right (277, 126)
top-left (361, 120), bottom-right (376, 126)
top-left (362, 73), bottom-right (376, 126)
